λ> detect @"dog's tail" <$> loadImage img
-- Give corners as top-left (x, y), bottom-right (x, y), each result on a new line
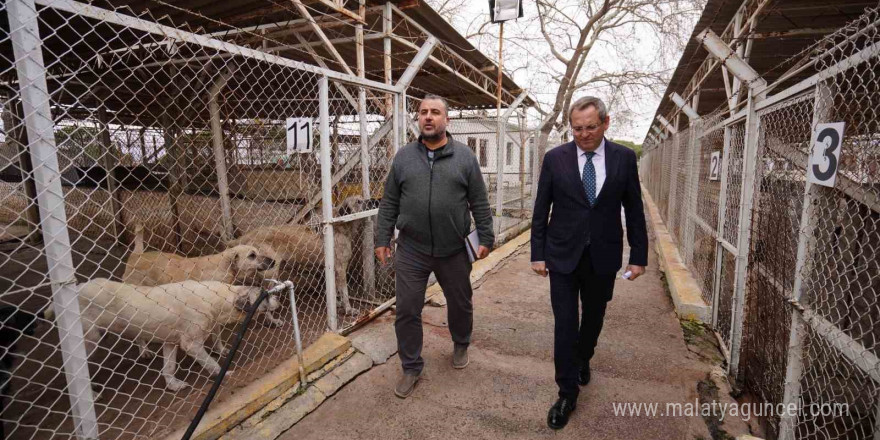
top-left (133, 223), bottom-right (145, 254)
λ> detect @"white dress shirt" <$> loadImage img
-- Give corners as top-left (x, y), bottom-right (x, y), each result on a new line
top-left (533, 140), bottom-right (607, 266)
top-left (577, 139), bottom-right (606, 197)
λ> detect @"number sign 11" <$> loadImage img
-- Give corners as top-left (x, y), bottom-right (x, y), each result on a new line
top-left (286, 117), bottom-right (313, 154)
top-left (808, 122), bottom-right (844, 188)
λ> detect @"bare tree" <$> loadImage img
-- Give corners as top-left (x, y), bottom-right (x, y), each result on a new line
top-left (427, 0), bottom-right (702, 163)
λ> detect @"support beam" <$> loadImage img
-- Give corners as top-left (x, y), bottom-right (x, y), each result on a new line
top-left (394, 36), bottom-right (438, 90)
top-left (391, 36), bottom-right (500, 103)
top-left (657, 115), bottom-right (678, 135)
top-left (97, 104), bottom-right (127, 245)
top-left (310, 0), bottom-right (366, 24)
top-left (319, 76), bottom-right (338, 332)
top-left (670, 92), bottom-right (700, 121)
top-left (390, 3), bottom-right (517, 104)
top-left (356, 0), bottom-right (376, 298)
top-left (265, 32), bottom-right (385, 54)
top-left (697, 28), bottom-right (767, 90)
top-left (383, 2), bottom-right (393, 117)
top-left (291, 0), bottom-right (357, 77)
top-left (209, 70), bottom-right (235, 243)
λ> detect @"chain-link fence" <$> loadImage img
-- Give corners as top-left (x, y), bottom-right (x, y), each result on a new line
top-left (0, 0), bottom-right (537, 437)
top-left (640, 7), bottom-right (880, 439)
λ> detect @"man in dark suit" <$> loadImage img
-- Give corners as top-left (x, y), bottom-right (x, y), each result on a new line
top-left (531, 96), bottom-right (648, 429)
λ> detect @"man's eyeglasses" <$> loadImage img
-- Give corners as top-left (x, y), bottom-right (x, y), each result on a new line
top-left (571, 125), bottom-right (602, 134)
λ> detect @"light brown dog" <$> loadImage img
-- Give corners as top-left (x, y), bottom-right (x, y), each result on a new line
top-left (123, 224), bottom-right (277, 288)
top-left (228, 196), bottom-right (371, 316)
top-left (229, 224), bottom-right (356, 315)
top-left (46, 278), bottom-right (282, 391)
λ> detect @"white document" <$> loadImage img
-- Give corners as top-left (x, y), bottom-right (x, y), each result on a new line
top-left (465, 229), bottom-right (480, 263)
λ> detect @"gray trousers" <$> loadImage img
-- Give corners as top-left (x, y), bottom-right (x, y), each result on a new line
top-left (394, 243), bottom-right (473, 374)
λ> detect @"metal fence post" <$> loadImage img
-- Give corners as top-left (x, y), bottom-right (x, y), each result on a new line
top-left (778, 81), bottom-right (833, 440)
top-left (319, 76), bottom-right (338, 332)
top-left (97, 104), bottom-right (126, 244)
top-left (209, 70), bottom-right (235, 243)
top-left (712, 125), bottom-right (733, 329)
top-left (392, 93), bottom-right (401, 154)
top-left (7, 0), bottom-right (99, 437)
top-left (684, 121), bottom-right (702, 266)
top-left (728, 89), bottom-right (763, 381)
top-left (666, 133), bottom-right (680, 236)
top-left (495, 110), bottom-right (506, 237)
top-left (358, 87), bottom-right (376, 297)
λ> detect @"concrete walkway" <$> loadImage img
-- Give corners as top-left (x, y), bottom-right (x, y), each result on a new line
top-left (274, 229), bottom-right (719, 440)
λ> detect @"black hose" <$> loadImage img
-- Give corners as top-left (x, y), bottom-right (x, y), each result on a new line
top-left (182, 288), bottom-right (270, 440)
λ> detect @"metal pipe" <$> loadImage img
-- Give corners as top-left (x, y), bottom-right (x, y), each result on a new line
top-left (8, 0), bottom-right (99, 437)
top-left (209, 69), bottom-right (235, 243)
top-left (97, 104), bottom-right (127, 244)
top-left (697, 28), bottom-right (766, 90)
top-left (670, 92), bottom-right (700, 120)
top-left (319, 77), bottom-right (338, 331)
top-left (284, 281), bottom-right (307, 388)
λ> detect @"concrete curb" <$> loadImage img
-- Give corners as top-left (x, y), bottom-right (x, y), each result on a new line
top-left (641, 187), bottom-right (711, 323)
top-left (219, 351), bottom-right (374, 440)
top-left (163, 333), bottom-right (351, 440)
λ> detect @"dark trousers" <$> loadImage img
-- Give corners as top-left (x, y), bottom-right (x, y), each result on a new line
top-left (394, 244), bottom-right (473, 374)
top-left (549, 247), bottom-right (615, 400)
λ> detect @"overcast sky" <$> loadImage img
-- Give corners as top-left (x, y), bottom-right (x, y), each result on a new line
top-left (428, 0), bottom-right (703, 143)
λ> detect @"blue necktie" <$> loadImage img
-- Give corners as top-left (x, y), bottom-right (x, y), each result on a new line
top-left (582, 152), bottom-right (596, 207)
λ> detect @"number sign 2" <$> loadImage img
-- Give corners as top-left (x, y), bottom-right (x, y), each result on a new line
top-left (709, 151), bottom-right (721, 181)
top-left (286, 117), bottom-right (313, 154)
top-left (808, 122), bottom-right (844, 188)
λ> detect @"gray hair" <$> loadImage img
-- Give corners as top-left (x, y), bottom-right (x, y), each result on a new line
top-left (568, 96), bottom-right (608, 123)
top-left (421, 94), bottom-right (449, 116)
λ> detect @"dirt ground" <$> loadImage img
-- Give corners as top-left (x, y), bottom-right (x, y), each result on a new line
top-left (277, 233), bottom-right (719, 440)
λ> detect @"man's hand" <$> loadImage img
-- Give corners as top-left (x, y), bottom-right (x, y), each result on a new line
top-left (477, 245), bottom-right (490, 260)
top-left (375, 246), bottom-right (392, 265)
top-left (625, 265), bottom-right (645, 281)
top-left (531, 261), bottom-right (548, 277)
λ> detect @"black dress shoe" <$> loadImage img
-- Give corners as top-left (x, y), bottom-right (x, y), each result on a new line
top-left (578, 364), bottom-right (591, 386)
top-left (547, 397), bottom-right (577, 430)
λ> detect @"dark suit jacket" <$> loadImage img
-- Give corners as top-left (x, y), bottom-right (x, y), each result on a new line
top-left (531, 139), bottom-right (648, 275)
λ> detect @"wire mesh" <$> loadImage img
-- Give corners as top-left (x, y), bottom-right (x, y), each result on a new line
top-left (641, 6), bottom-right (880, 439)
top-left (0, 1), bottom-right (401, 438)
top-left (739, 93), bottom-right (814, 427)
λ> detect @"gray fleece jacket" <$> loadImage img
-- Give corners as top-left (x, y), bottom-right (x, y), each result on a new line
top-left (375, 134), bottom-right (495, 257)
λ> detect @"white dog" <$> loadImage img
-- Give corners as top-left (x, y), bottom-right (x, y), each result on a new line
top-left (46, 278), bottom-right (281, 391)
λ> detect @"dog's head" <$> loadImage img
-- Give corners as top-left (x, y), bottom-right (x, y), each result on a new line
top-left (229, 245), bottom-right (277, 281)
top-left (336, 195), bottom-right (368, 217)
top-left (0, 306), bottom-right (38, 348)
top-left (232, 287), bottom-right (280, 315)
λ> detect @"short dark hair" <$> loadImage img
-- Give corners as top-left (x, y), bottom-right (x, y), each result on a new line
top-left (420, 94), bottom-right (449, 116)
top-left (568, 96), bottom-right (608, 123)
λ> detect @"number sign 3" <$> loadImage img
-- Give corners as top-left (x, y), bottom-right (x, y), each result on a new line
top-left (808, 122), bottom-right (844, 188)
